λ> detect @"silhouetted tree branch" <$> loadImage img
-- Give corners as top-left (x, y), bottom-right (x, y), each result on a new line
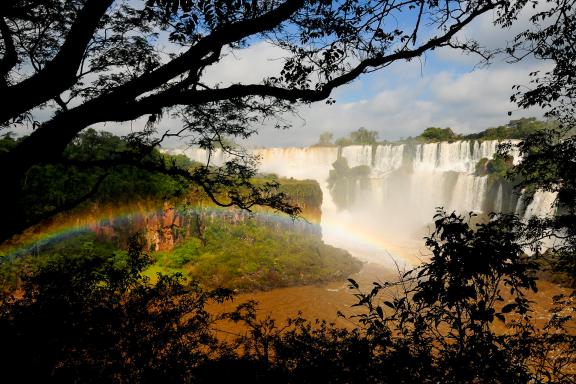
top-left (0, 0), bottom-right (535, 241)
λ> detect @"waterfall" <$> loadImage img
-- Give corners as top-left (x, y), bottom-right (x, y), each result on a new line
top-left (373, 144), bottom-right (404, 175)
top-left (523, 191), bottom-right (558, 219)
top-left (341, 145), bottom-right (372, 168)
top-left (494, 184), bottom-right (503, 213)
top-left (515, 191), bottom-right (525, 215)
top-left (175, 140), bottom-right (553, 266)
top-left (450, 174), bottom-right (488, 214)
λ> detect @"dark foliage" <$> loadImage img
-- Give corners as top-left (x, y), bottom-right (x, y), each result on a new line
top-left (500, 0), bottom-right (576, 286)
top-left (1, 212), bottom-right (574, 383)
top-left (499, 127), bottom-right (576, 286)
top-left (0, 236), bottom-right (235, 383)
top-left (327, 157), bottom-right (371, 209)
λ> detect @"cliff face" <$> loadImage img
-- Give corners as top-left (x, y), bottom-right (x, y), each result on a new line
top-left (142, 203), bottom-right (181, 252)
top-left (87, 181), bottom-right (324, 252)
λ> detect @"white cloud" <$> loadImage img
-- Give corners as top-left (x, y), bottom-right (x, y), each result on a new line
top-left (242, 58), bottom-right (549, 147)
top-left (202, 41), bottom-right (286, 86)
top-left (435, 1), bottom-right (556, 68)
top-left (87, 43), bottom-right (550, 149)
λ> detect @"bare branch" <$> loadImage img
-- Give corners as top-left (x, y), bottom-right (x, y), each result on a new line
top-left (0, 17), bottom-right (17, 86)
top-left (0, 0), bottom-right (114, 124)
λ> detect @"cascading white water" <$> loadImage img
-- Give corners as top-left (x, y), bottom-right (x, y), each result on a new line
top-left (494, 183), bottom-right (504, 212)
top-left (373, 144), bottom-right (404, 176)
top-left (252, 147), bottom-right (339, 180)
top-left (450, 174), bottom-right (488, 214)
top-left (341, 145), bottom-right (372, 168)
top-left (174, 140), bottom-right (556, 267)
top-left (523, 191), bottom-right (558, 219)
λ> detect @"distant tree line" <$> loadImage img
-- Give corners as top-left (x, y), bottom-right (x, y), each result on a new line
top-left (313, 127), bottom-right (379, 146)
top-left (314, 117), bottom-right (557, 147)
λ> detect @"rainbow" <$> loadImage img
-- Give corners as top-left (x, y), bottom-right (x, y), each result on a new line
top-left (1, 201), bottom-right (426, 271)
top-left (0, 203), bottom-right (320, 260)
top-left (0, 205), bottom-right (142, 260)
top-left (318, 214), bottom-right (426, 268)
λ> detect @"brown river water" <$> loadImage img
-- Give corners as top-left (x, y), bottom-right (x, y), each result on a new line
top-left (207, 253), bottom-right (572, 338)
top-left (207, 263), bottom-right (402, 336)
top-left (207, 236), bottom-right (429, 336)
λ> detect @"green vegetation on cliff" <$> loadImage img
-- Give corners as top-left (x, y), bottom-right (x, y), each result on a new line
top-left (151, 219), bottom-right (360, 291)
top-left (405, 118), bottom-right (554, 144)
top-left (313, 127), bottom-right (379, 147)
top-left (464, 117), bottom-right (557, 140)
top-left (2, 216), bottom-right (361, 293)
top-left (475, 153), bottom-right (515, 179)
top-left (335, 127), bottom-right (379, 146)
top-left (418, 127), bottom-right (458, 142)
top-left (1, 129), bottom-right (198, 233)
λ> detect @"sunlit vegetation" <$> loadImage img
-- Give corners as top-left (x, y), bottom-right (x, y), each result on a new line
top-left (152, 219), bottom-right (361, 290)
top-left (464, 117), bottom-right (558, 140)
top-left (1, 218), bottom-right (361, 294)
top-left (406, 118), bottom-right (554, 144)
top-left (1, 211), bottom-right (573, 382)
top-left (418, 127), bottom-right (458, 142)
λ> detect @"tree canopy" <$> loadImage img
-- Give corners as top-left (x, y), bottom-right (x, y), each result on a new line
top-left (0, 0), bottom-right (540, 241)
top-left (419, 127), bottom-right (457, 142)
top-left (314, 131), bottom-right (334, 146)
top-left (464, 117), bottom-right (557, 140)
top-left (334, 127), bottom-right (379, 146)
